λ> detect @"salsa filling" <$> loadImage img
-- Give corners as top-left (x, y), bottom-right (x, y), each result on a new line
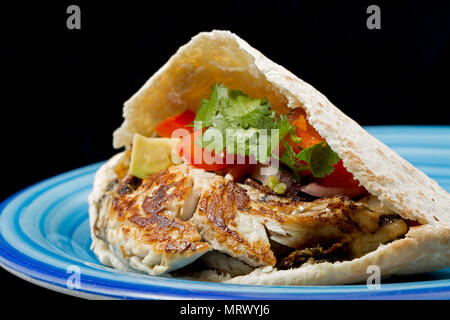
top-left (152, 83), bottom-right (367, 199)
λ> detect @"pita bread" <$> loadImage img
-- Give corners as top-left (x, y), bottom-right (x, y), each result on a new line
top-left (90, 30), bottom-right (450, 285)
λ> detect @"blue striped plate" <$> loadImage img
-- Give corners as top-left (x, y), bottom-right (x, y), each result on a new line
top-left (0, 126), bottom-right (449, 299)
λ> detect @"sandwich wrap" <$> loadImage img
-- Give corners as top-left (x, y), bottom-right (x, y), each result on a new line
top-left (89, 30), bottom-right (450, 285)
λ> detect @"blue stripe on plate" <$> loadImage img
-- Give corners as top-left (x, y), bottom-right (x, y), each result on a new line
top-left (0, 126), bottom-right (449, 299)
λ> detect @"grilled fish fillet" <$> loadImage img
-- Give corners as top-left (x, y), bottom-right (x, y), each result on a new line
top-left (94, 163), bottom-right (408, 274)
top-left (94, 165), bottom-right (211, 275)
top-left (191, 175), bottom-right (407, 267)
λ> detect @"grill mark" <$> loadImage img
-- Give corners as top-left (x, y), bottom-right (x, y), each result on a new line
top-left (117, 174), bottom-right (142, 196)
top-left (107, 167), bottom-right (209, 255)
top-left (203, 184), bottom-right (245, 244)
top-left (129, 211), bottom-right (185, 231)
top-left (204, 183), bottom-right (250, 238)
top-left (142, 183), bottom-right (174, 216)
top-left (198, 181), bottom-right (276, 266)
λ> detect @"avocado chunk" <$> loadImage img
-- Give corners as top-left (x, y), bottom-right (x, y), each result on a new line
top-left (129, 134), bottom-right (181, 179)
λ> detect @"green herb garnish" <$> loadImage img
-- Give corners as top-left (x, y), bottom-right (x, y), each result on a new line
top-left (193, 83), bottom-right (340, 177)
top-left (280, 140), bottom-right (340, 178)
top-left (194, 83), bottom-right (293, 163)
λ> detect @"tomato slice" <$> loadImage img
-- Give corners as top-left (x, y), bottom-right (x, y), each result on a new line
top-left (178, 131), bottom-right (232, 171)
top-left (286, 109), bottom-right (364, 188)
top-left (288, 108), bottom-right (324, 150)
top-left (178, 131), bottom-right (254, 176)
top-left (277, 108), bottom-right (324, 176)
top-left (155, 110), bottom-right (196, 138)
top-left (315, 160), bottom-right (362, 188)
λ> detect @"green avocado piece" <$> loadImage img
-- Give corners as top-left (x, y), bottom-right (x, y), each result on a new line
top-left (129, 134), bottom-right (181, 179)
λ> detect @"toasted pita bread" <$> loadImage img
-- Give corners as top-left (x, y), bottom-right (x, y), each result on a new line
top-left (90, 30), bottom-right (450, 285)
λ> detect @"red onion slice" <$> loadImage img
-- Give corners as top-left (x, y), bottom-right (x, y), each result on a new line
top-left (300, 182), bottom-right (367, 198)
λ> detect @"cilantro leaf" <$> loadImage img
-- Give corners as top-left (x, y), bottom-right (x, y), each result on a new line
top-left (223, 90), bottom-right (274, 128)
top-left (280, 141), bottom-right (300, 171)
top-left (191, 83), bottom-right (340, 178)
top-left (277, 114), bottom-right (296, 140)
top-left (194, 84), bottom-right (281, 163)
top-left (295, 141), bottom-right (340, 178)
top-left (194, 83), bottom-right (228, 128)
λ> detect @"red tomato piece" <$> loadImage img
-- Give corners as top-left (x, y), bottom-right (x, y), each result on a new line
top-left (286, 110), bottom-right (362, 187)
top-left (315, 160), bottom-right (361, 188)
top-left (178, 131), bottom-right (232, 171)
top-left (289, 109), bottom-right (323, 147)
top-left (155, 110), bottom-right (196, 138)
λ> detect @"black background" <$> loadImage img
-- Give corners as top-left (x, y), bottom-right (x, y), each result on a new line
top-left (2, 0), bottom-right (450, 301)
